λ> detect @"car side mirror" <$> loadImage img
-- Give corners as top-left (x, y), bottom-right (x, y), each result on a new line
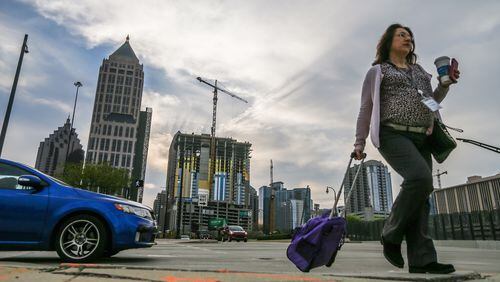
top-left (17, 175), bottom-right (45, 189)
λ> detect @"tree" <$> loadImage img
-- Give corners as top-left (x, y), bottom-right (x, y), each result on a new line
top-left (58, 162), bottom-right (130, 196)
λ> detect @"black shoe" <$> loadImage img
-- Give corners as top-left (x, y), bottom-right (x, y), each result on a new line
top-left (409, 262), bottom-right (456, 274)
top-left (380, 236), bottom-right (404, 268)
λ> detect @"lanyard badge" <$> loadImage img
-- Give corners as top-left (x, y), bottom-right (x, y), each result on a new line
top-left (418, 90), bottom-right (442, 112)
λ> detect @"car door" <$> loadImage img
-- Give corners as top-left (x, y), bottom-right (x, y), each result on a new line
top-left (0, 162), bottom-right (49, 245)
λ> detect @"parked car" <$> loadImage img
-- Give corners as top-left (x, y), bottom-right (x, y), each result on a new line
top-left (0, 158), bottom-right (157, 262)
top-left (221, 225), bottom-right (248, 242)
top-left (180, 235), bottom-right (190, 240)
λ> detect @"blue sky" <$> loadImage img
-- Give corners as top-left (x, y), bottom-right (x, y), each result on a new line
top-left (1, 0), bottom-right (499, 208)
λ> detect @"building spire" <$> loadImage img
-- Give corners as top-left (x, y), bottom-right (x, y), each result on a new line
top-left (126, 34), bottom-right (130, 41)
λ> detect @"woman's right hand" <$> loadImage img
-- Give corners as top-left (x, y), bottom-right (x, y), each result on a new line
top-left (353, 147), bottom-right (364, 160)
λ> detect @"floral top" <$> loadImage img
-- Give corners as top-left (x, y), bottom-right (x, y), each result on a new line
top-left (379, 62), bottom-right (434, 127)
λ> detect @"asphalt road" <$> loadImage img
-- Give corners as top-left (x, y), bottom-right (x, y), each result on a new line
top-left (0, 240), bottom-right (498, 281)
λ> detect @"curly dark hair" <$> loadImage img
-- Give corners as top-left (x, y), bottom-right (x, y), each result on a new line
top-left (372, 23), bottom-right (417, 66)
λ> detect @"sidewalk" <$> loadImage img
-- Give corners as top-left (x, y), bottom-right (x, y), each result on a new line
top-left (0, 264), bottom-right (494, 282)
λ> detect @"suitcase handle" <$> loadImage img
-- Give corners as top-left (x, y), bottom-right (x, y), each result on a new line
top-left (329, 153), bottom-right (366, 219)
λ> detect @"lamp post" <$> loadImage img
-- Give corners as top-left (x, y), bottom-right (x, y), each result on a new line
top-left (64, 82), bottom-right (83, 162)
top-left (0, 34), bottom-right (29, 157)
top-left (326, 186), bottom-right (337, 214)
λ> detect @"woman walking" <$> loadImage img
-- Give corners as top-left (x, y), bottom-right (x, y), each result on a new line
top-left (353, 23), bottom-right (459, 274)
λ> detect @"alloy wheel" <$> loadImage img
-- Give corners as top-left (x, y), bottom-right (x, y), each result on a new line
top-left (59, 219), bottom-right (100, 260)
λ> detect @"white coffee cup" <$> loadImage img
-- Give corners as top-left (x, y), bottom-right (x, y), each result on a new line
top-left (434, 56), bottom-right (452, 85)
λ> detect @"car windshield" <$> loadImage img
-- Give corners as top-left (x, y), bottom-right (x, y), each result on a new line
top-left (229, 226), bottom-right (244, 231)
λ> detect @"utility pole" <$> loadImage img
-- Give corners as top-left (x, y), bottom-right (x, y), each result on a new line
top-left (64, 81), bottom-right (83, 162)
top-left (0, 34), bottom-right (29, 157)
top-left (434, 169), bottom-right (448, 189)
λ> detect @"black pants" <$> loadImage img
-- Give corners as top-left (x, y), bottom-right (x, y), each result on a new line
top-left (378, 126), bottom-right (437, 267)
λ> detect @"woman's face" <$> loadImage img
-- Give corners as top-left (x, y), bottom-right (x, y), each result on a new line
top-left (391, 27), bottom-right (413, 56)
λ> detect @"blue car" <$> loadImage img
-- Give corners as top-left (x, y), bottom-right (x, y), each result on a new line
top-left (0, 158), bottom-right (157, 262)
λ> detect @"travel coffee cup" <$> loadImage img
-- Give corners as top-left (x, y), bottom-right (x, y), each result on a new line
top-left (434, 56), bottom-right (452, 85)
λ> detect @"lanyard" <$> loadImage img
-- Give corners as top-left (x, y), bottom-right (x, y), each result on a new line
top-left (387, 62), bottom-right (422, 96)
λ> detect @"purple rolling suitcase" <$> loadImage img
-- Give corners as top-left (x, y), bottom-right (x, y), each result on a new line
top-left (287, 153), bottom-right (366, 272)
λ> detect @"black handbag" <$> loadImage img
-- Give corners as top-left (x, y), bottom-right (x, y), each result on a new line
top-left (429, 118), bottom-right (457, 163)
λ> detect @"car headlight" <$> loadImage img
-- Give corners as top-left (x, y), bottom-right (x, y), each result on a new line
top-left (114, 203), bottom-right (152, 219)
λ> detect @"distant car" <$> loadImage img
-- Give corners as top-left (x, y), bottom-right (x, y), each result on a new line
top-left (180, 235), bottom-right (190, 240)
top-left (0, 158), bottom-right (157, 262)
top-left (198, 231), bottom-right (212, 240)
top-left (222, 225), bottom-right (248, 242)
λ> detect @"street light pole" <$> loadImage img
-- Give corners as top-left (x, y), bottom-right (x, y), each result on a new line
top-left (0, 34), bottom-right (29, 157)
top-left (64, 82), bottom-right (83, 162)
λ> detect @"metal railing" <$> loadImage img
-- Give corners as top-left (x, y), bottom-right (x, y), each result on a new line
top-left (346, 209), bottom-right (500, 241)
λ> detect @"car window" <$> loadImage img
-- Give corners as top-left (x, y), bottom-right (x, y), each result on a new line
top-left (229, 226), bottom-right (244, 231)
top-left (0, 163), bottom-right (37, 190)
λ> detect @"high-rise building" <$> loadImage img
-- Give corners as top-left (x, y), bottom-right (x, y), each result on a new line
top-left (35, 118), bottom-right (84, 176)
top-left (248, 185), bottom-right (259, 231)
top-left (259, 182), bottom-right (312, 234)
top-left (163, 132), bottom-right (252, 232)
top-left (344, 160), bottom-right (393, 219)
top-left (153, 190), bottom-right (168, 233)
top-left (431, 173), bottom-right (500, 214)
top-left (85, 36), bottom-right (152, 202)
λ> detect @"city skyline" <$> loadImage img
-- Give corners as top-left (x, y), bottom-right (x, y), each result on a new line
top-left (1, 1), bottom-right (499, 209)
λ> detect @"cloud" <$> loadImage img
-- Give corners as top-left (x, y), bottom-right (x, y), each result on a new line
top-left (5, 0), bottom-right (500, 210)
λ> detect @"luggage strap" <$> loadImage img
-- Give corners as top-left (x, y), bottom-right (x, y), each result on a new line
top-left (329, 153), bottom-right (366, 219)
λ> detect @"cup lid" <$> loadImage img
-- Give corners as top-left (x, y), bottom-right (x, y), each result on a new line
top-left (434, 56), bottom-right (450, 64)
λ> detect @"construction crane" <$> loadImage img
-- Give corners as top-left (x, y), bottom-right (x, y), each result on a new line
top-left (270, 159), bottom-right (274, 186)
top-left (457, 138), bottom-right (500, 154)
top-left (196, 77), bottom-right (248, 201)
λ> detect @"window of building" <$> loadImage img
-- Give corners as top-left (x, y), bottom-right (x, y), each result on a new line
top-left (118, 69), bottom-right (125, 74)
top-left (125, 127), bottom-right (129, 138)
top-left (114, 154), bottom-right (120, 166)
top-left (126, 155), bottom-right (131, 167)
top-left (105, 139), bottom-right (110, 151)
top-left (107, 125), bottom-right (112, 135)
top-left (106, 84), bottom-right (114, 93)
top-left (114, 126), bottom-right (118, 137)
top-left (110, 153), bottom-right (115, 165)
top-left (123, 141), bottom-right (128, 152)
top-left (117, 140), bottom-right (122, 152)
top-left (121, 155), bottom-right (126, 167)
top-left (128, 141), bottom-right (133, 153)
top-left (119, 126), bottom-right (123, 137)
top-left (130, 128), bottom-right (134, 138)
top-left (109, 68), bottom-right (117, 73)
top-left (112, 139), bottom-right (117, 151)
top-left (98, 153), bottom-right (103, 163)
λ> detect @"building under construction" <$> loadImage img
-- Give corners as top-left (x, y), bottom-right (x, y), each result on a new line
top-left (163, 132), bottom-right (252, 233)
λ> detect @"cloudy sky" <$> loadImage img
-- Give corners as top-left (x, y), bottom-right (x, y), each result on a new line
top-left (1, 0), bottom-right (499, 209)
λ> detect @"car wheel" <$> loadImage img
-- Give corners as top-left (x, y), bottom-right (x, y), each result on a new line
top-left (244, 238), bottom-right (248, 242)
top-left (55, 215), bottom-right (107, 262)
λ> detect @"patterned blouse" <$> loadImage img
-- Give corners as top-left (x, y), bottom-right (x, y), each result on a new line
top-left (380, 62), bottom-right (434, 127)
